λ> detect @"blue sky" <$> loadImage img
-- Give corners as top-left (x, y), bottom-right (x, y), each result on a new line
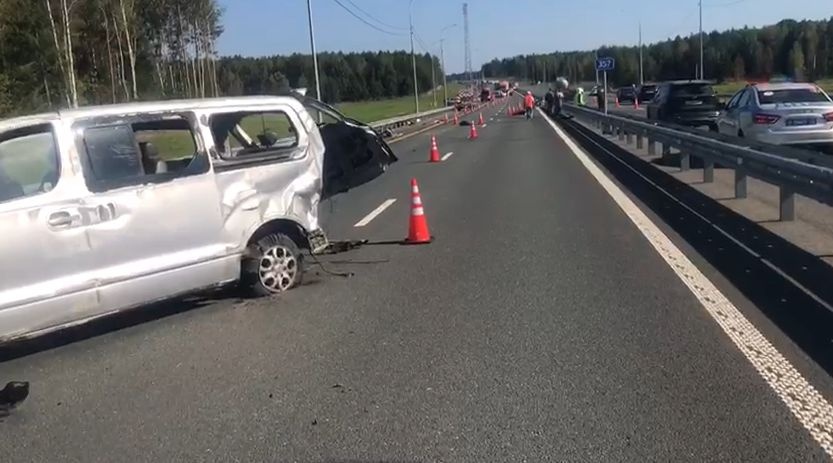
top-left (217, 0), bottom-right (832, 73)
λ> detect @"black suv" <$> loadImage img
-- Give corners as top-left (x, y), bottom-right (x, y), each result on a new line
top-left (637, 84), bottom-right (658, 103)
top-left (616, 86), bottom-right (637, 104)
top-left (646, 81), bottom-right (720, 130)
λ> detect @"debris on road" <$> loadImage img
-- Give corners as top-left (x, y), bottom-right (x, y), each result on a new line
top-left (0, 381), bottom-right (29, 417)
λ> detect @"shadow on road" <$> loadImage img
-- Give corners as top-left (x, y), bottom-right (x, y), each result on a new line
top-left (0, 289), bottom-right (245, 363)
top-left (560, 117), bottom-right (833, 375)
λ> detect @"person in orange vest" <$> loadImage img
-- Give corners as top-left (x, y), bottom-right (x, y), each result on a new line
top-left (523, 91), bottom-right (536, 119)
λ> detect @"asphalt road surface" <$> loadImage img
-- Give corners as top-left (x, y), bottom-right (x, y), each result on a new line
top-left (1, 100), bottom-right (832, 462)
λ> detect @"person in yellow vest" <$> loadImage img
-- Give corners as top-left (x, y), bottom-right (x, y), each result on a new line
top-left (575, 87), bottom-right (587, 106)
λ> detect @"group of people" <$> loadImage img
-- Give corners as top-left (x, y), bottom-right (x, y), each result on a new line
top-left (520, 84), bottom-right (594, 120)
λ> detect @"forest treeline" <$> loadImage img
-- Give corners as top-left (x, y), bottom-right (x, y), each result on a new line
top-left (1, 4), bottom-right (831, 118)
top-left (481, 18), bottom-right (833, 86)
top-left (0, 0), bottom-right (440, 116)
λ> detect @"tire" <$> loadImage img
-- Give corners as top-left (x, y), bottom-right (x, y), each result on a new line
top-left (240, 233), bottom-right (304, 297)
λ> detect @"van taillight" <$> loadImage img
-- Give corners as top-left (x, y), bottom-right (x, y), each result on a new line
top-left (753, 113), bottom-right (780, 125)
top-left (824, 112), bottom-right (833, 122)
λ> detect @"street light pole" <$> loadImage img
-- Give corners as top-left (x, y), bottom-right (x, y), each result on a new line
top-left (699, 0), bottom-right (704, 80)
top-left (639, 22), bottom-right (644, 85)
top-left (409, 0), bottom-right (419, 113)
top-left (438, 24), bottom-right (457, 107)
top-left (440, 39), bottom-right (447, 105)
top-left (306, 0), bottom-right (322, 101)
top-left (595, 49), bottom-right (600, 85)
top-left (431, 56), bottom-right (437, 107)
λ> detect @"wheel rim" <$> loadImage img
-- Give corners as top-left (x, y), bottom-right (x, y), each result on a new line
top-left (258, 245), bottom-right (298, 292)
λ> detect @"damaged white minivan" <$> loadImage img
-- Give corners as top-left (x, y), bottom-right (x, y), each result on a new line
top-left (0, 94), bottom-right (397, 342)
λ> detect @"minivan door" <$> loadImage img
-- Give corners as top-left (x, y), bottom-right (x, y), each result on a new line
top-left (73, 113), bottom-right (233, 311)
top-left (300, 97), bottom-right (398, 199)
top-left (0, 122), bottom-right (98, 340)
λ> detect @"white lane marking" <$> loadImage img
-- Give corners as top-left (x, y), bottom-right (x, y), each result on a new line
top-left (538, 107), bottom-right (833, 457)
top-left (481, 123), bottom-right (488, 128)
top-left (354, 198), bottom-right (397, 227)
top-left (441, 152), bottom-right (454, 161)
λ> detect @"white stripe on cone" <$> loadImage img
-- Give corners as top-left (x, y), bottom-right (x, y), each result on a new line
top-left (412, 207), bottom-right (424, 216)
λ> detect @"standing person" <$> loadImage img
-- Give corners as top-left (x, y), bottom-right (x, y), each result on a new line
top-left (544, 88), bottom-right (555, 115)
top-left (553, 90), bottom-right (564, 117)
top-left (523, 91), bottom-right (536, 119)
top-left (575, 87), bottom-right (587, 107)
top-left (596, 88), bottom-right (606, 112)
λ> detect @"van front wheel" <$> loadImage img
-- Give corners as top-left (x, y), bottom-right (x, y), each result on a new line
top-left (241, 233), bottom-right (304, 296)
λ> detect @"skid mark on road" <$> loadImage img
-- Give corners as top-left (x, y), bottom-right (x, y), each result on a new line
top-left (354, 199), bottom-right (397, 227)
top-left (539, 108), bottom-right (833, 458)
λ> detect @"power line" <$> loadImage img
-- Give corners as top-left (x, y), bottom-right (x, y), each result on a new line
top-left (330, 0), bottom-right (406, 36)
top-left (704, 0), bottom-right (746, 7)
top-left (344, 0), bottom-right (407, 31)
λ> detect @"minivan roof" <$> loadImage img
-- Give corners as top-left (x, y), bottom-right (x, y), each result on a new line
top-left (0, 95), bottom-right (302, 132)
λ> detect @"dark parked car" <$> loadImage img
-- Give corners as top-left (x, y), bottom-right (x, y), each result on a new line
top-left (646, 80), bottom-right (720, 130)
top-left (616, 86), bottom-right (637, 104)
top-left (637, 84), bottom-right (658, 103)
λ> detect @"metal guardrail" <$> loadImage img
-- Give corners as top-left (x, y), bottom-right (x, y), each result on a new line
top-left (562, 103), bottom-right (833, 222)
top-left (369, 99), bottom-right (500, 136)
top-left (370, 106), bottom-right (456, 134)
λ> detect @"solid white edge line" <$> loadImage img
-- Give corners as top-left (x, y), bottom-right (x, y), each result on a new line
top-left (537, 107), bottom-right (833, 457)
top-left (441, 152), bottom-right (454, 161)
top-left (354, 198), bottom-right (397, 227)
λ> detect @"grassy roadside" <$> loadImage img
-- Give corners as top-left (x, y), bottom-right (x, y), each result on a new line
top-left (337, 83), bottom-right (463, 123)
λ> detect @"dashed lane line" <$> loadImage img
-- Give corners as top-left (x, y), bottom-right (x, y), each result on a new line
top-left (354, 198), bottom-right (397, 227)
top-left (539, 107), bottom-right (833, 458)
top-left (441, 152), bottom-right (454, 161)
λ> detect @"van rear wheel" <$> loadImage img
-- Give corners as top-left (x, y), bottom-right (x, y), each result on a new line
top-left (241, 233), bottom-right (303, 296)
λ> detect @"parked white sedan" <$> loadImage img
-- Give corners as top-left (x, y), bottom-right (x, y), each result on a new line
top-left (716, 82), bottom-right (833, 150)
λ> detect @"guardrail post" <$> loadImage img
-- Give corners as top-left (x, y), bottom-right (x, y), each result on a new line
top-left (734, 169), bottom-right (747, 199)
top-left (780, 187), bottom-right (795, 221)
top-left (703, 160), bottom-right (714, 183)
top-left (648, 137), bottom-right (656, 155)
top-left (680, 151), bottom-right (690, 171)
top-left (636, 132), bottom-right (644, 150)
top-left (618, 124), bottom-right (625, 141)
top-left (626, 130), bottom-right (633, 145)
top-left (661, 143), bottom-right (671, 163)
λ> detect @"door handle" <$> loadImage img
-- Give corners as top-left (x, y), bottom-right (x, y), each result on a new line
top-left (47, 211), bottom-right (74, 229)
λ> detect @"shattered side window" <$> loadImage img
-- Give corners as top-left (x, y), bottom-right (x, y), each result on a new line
top-left (78, 115), bottom-right (209, 192)
top-left (210, 110), bottom-right (300, 160)
top-left (83, 125), bottom-right (143, 181)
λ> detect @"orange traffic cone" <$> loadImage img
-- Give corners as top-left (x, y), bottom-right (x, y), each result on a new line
top-left (469, 123), bottom-right (478, 140)
top-left (615, 97), bottom-right (621, 108)
top-left (429, 135), bottom-right (441, 163)
top-left (634, 98), bottom-right (640, 110)
top-left (405, 178), bottom-right (432, 244)
top-left (478, 112), bottom-right (484, 126)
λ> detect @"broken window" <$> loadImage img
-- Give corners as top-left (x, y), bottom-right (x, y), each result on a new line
top-left (77, 116), bottom-right (208, 192)
top-left (210, 110), bottom-right (299, 160)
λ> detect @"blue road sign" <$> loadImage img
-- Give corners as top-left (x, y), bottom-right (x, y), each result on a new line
top-left (595, 57), bottom-right (615, 72)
